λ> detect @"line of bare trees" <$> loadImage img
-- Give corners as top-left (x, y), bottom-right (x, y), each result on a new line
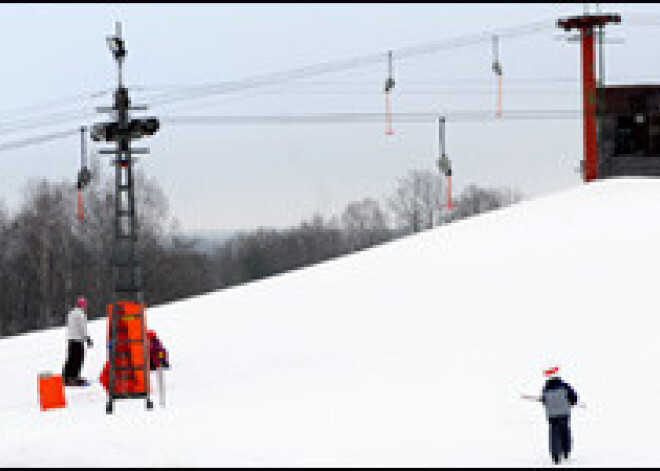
top-left (0, 166), bottom-right (521, 339)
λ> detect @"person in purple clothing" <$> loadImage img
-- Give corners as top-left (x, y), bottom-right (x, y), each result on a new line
top-left (147, 330), bottom-right (169, 371)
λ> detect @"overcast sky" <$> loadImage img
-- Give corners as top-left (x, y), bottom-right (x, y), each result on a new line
top-left (0, 3), bottom-right (658, 232)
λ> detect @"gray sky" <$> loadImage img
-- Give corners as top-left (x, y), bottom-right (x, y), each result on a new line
top-left (0, 3), bottom-right (658, 232)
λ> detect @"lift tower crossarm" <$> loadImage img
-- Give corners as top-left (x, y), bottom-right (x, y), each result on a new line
top-left (557, 14), bottom-right (621, 31)
top-left (557, 13), bottom-right (621, 183)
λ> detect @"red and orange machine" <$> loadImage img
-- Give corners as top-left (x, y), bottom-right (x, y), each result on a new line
top-left (100, 302), bottom-right (151, 411)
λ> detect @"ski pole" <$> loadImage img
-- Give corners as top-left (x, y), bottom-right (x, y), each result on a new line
top-left (521, 394), bottom-right (586, 409)
top-left (521, 394), bottom-right (541, 402)
top-left (156, 367), bottom-right (166, 408)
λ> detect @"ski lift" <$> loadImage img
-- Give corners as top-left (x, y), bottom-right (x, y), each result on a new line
top-left (76, 126), bottom-right (91, 223)
top-left (384, 50), bottom-right (395, 135)
top-left (492, 35), bottom-right (503, 118)
top-left (437, 116), bottom-right (454, 211)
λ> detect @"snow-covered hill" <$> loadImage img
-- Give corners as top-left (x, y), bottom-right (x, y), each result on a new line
top-left (3, 178), bottom-right (660, 467)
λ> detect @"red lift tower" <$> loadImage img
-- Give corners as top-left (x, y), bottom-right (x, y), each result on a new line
top-left (557, 12), bottom-right (621, 183)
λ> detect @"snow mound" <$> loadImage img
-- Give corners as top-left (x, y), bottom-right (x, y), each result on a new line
top-left (2, 177), bottom-right (660, 466)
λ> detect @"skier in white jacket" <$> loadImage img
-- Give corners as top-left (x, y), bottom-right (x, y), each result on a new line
top-left (62, 296), bottom-right (93, 386)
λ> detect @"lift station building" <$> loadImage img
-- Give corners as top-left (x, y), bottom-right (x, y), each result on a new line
top-left (598, 85), bottom-right (660, 178)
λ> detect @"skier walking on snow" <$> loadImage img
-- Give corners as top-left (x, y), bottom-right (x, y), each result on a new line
top-left (62, 296), bottom-right (93, 386)
top-left (541, 366), bottom-right (579, 465)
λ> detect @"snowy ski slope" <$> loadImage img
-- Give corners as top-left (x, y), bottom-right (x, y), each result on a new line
top-left (2, 178), bottom-right (660, 467)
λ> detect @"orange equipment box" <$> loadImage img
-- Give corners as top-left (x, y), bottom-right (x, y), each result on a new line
top-left (100, 302), bottom-right (149, 395)
top-left (38, 373), bottom-right (66, 411)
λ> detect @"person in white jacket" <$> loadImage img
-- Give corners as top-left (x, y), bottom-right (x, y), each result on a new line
top-left (62, 296), bottom-right (93, 386)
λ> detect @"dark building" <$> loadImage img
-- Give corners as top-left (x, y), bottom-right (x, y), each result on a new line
top-left (598, 85), bottom-right (660, 178)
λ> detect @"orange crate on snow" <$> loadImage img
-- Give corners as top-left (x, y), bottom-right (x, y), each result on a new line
top-left (101, 302), bottom-right (150, 396)
top-left (38, 373), bottom-right (66, 411)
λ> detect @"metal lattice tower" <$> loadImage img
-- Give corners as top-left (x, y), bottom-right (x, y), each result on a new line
top-left (92, 22), bottom-right (160, 414)
top-left (110, 85), bottom-right (143, 304)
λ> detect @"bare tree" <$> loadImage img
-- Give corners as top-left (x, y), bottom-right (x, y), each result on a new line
top-left (17, 180), bottom-right (77, 330)
top-left (388, 169), bottom-right (443, 235)
top-left (341, 197), bottom-right (391, 251)
top-left (449, 184), bottom-right (523, 222)
top-left (0, 202), bottom-right (8, 336)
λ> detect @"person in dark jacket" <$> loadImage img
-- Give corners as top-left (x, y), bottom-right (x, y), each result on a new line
top-left (541, 366), bottom-right (579, 464)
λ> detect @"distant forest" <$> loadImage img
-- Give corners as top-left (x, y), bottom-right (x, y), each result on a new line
top-left (0, 159), bottom-right (521, 338)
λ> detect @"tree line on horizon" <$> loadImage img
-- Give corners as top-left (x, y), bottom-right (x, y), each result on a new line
top-left (0, 162), bottom-right (521, 339)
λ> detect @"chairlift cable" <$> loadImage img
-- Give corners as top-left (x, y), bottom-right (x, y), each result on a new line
top-left (0, 108), bottom-right (580, 156)
top-left (144, 19), bottom-right (555, 109)
top-left (160, 109), bottom-right (581, 125)
top-left (0, 109), bottom-right (97, 138)
top-left (0, 89), bottom-right (111, 124)
top-left (0, 128), bottom-right (80, 154)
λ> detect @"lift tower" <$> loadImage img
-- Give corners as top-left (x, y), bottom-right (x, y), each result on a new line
top-left (92, 22), bottom-right (160, 414)
top-left (557, 12), bottom-right (620, 183)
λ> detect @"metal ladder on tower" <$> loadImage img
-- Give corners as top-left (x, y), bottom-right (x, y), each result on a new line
top-left (105, 86), bottom-right (153, 414)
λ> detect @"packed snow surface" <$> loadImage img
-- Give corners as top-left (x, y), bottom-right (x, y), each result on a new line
top-left (2, 178), bottom-right (660, 467)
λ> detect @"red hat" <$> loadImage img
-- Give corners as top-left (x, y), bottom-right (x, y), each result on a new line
top-left (76, 296), bottom-right (87, 310)
top-left (544, 366), bottom-right (560, 377)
